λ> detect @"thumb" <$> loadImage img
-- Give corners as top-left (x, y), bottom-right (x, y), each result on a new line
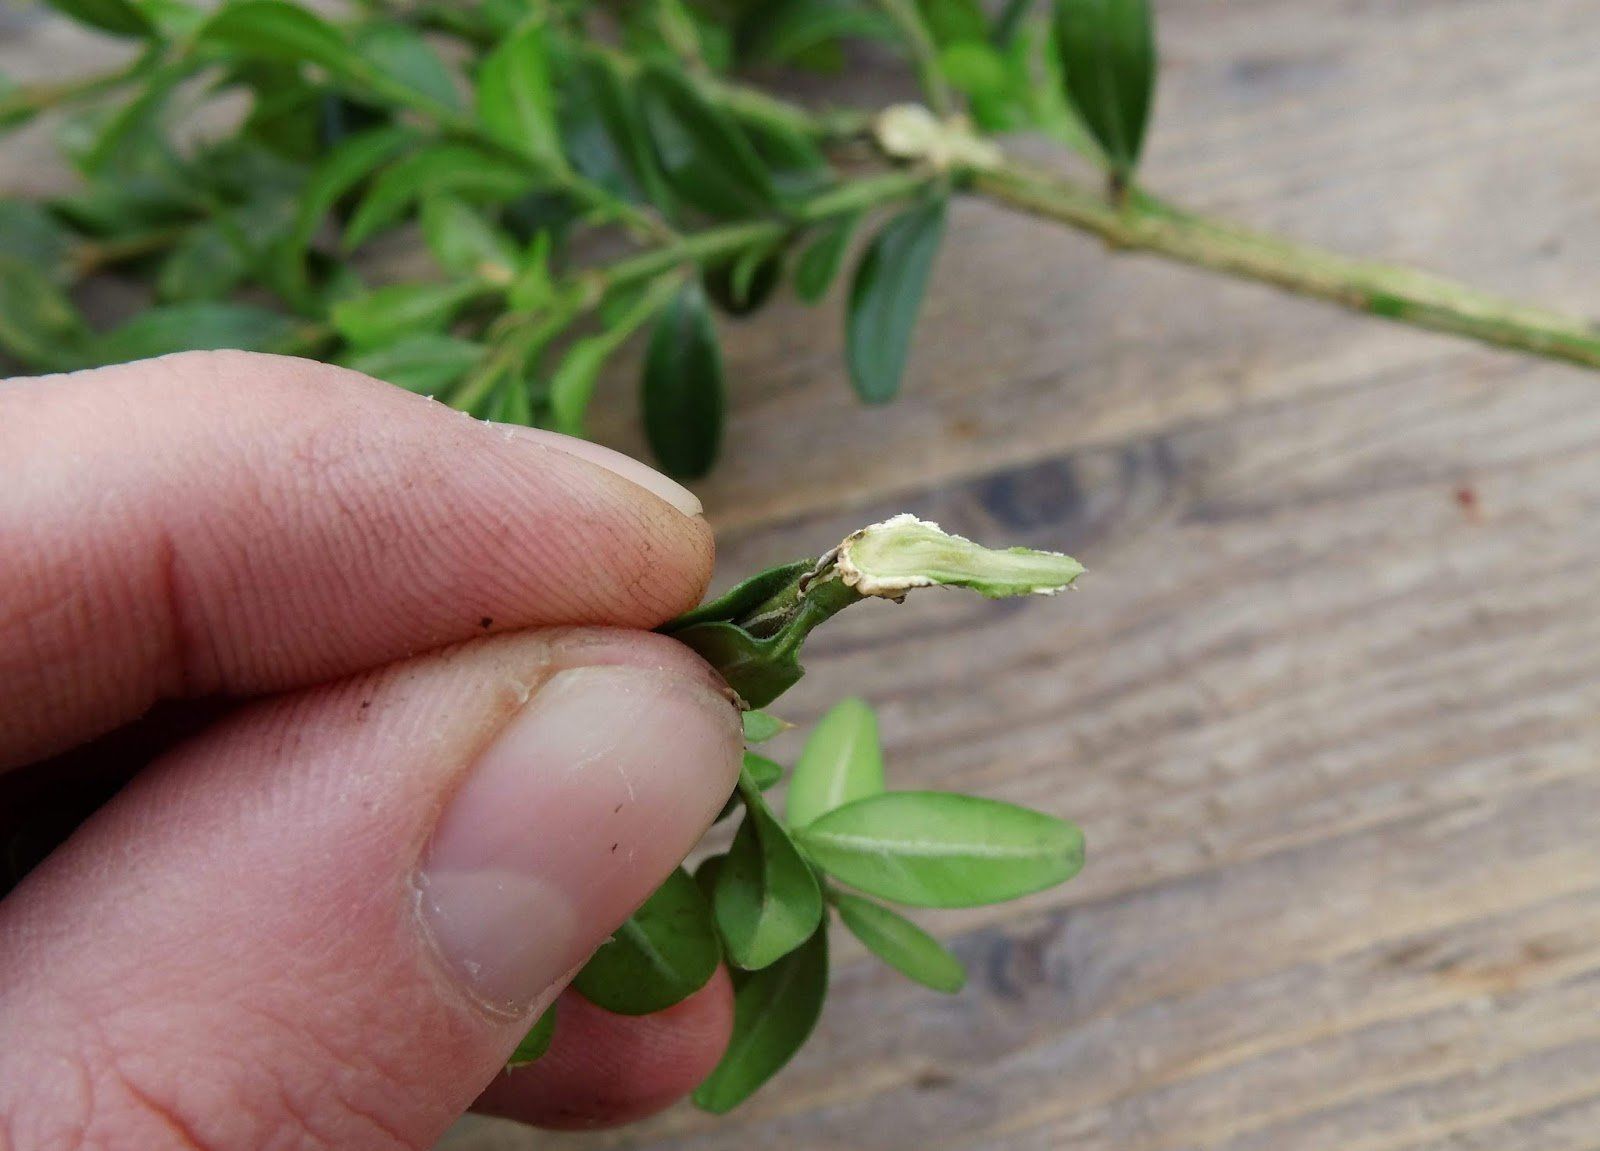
top-left (0, 629), bottom-right (742, 1150)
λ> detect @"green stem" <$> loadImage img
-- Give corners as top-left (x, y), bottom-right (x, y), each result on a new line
top-left (598, 169), bottom-right (937, 295)
top-left (971, 162), bottom-right (1600, 372)
top-left (874, 0), bottom-right (953, 117)
top-left (73, 224), bottom-right (191, 275)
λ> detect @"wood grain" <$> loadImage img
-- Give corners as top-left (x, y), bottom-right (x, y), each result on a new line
top-left (6, 0), bottom-right (1600, 1147)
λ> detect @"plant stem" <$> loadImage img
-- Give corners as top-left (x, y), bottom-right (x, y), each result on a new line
top-left (598, 169), bottom-right (937, 294)
top-left (873, 0), bottom-right (953, 117)
top-left (972, 161), bottom-right (1600, 371)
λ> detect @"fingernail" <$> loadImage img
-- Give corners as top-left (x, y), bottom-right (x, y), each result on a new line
top-left (494, 426), bottom-right (703, 517)
top-left (415, 665), bottom-right (741, 1014)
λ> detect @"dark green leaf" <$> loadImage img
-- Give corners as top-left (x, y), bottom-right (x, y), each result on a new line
top-left (275, 125), bottom-right (411, 300)
top-left (793, 212), bottom-right (860, 303)
top-left (564, 54), bottom-right (671, 208)
top-left (672, 621), bottom-right (802, 709)
top-left (91, 302), bottom-right (301, 363)
top-left (737, 0), bottom-right (896, 66)
top-left (641, 278), bottom-right (723, 478)
top-left (508, 1003), bottom-right (557, 1066)
top-left (1050, 0), bottom-right (1155, 178)
top-left (705, 244), bottom-right (782, 317)
top-left (742, 710), bottom-right (793, 744)
top-left (573, 867), bottom-right (721, 1015)
top-left (420, 195), bottom-right (518, 281)
top-left (693, 925), bottom-right (827, 1113)
top-left (43, 0), bottom-right (154, 38)
top-left (477, 19), bottom-right (565, 168)
top-left (714, 779), bottom-right (823, 969)
top-left (664, 560), bottom-right (811, 633)
top-left (744, 751), bottom-right (785, 790)
top-left (796, 791), bottom-right (1085, 908)
top-left (344, 144), bottom-right (536, 250)
top-left (744, 117), bottom-right (833, 202)
top-left (786, 697), bottom-right (885, 829)
top-left (156, 222), bottom-right (250, 302)
top-left (330, 280), bottom-right (484, 349)
top-left (694, 852), bottom-right (726, 903)
top-left (0, 203), bottom-right (75, 283)
top-left (0, 254), bottom-right (89, 370)
top-left (353, 23), bottom-right (461, 115)
top-left (846, 197), bottom-right (946, 404)
top-left (637, 64), bottom-right (775, 220)
top-left (718, 750), bottom-right (784, 822)
top-left (342, 334), bottom-right (484, 395)
top-left (197, 1), bottom-right (358, 78)
top-left (831, 891), bottom-right (965, 992)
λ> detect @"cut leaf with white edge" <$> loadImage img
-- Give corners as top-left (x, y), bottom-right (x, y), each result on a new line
top-left (786, 697), bottom-right (885, 829)
top-left (831, 514), bottom-right (1084, 599)
top-left (831, 891), bottom-right (966, 993)
top-left (796, 791), bottom-right (1085, 908)
top-left (714, 777), bottom-right (823, 969)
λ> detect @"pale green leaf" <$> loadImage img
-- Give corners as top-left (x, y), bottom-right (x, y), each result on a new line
top-left (786, 697), bottom-right (885, 829)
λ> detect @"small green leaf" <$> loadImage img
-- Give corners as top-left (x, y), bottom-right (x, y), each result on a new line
top-left (796, 791), bottom-right (1085, 908)
top-left (0, 202), bottom-right (74, 283)
top-left (665, 560), bottom-right (812, 632)
top-left (421, 195), bottom-right (518, 282)
top-left (705, 243), bottom-right (782, 317)
top-left (1050, 0), bottom-right (1155, 180)
top-left (91, 302), bottom-right (300, 364)
top-left (568, 54), bottom-right (672, 208)
top-left (786, 697), bottom-right (886, 829)
top-left (485, 376), bottom-right (535, 426)
top-left (714, 779), bottom-right (823, 970)
top-left (276, 125), bottom-right (412, 301)
top-left (693, 925), bottom-right (827, 1113)
top-left (672, 621), bottom-right (803, 709)
top-left (546, 336), bottom-right (612, 438)
top-left (846, 198), bottom-right (946, 404)
top-left (744, 751), bottom-right (785, 790)
top-left (508, 1003), bottom-right (557, 1067)
top-left (157, 222), bottom-right (250, 302)
top-left (43, 0), bottom-right (154, 38)
top-left (742, 710), bottom-right (793, 743)
top-left (0, 254), bottom-right (89, 370)
top-left (573, 867), bottom-right (720, 1016)
top-left (641, 278), bottom-right (724, 478)
top-left (330, 280), bottom-right (483, 349)
top-left (343, 334), bottom-right (484, 395)
top-left (832, 891), bottom-right (966, 993)
top-left (137, 0), bottom-right (206, 38)
top-left (793, 213), bottom-right (860, 303)
top-left (344, 144), bottom-right (535, 250)
top-left (551, 273), bottom-right (678, 435)
top-left (477, 18), bottom-right (565, 169)
top-left (507, 230), bottom-right (555, 312)
top-left (197, 1), bottom-right (357, 78)
top-left (353, 23), bottom-right (461, 115)
top-left (694, 852), bottom-right (726, 903)
top-left (738, 0), bottom-right (896, 66)
top-left (637, 64), bottom-right (776, 220)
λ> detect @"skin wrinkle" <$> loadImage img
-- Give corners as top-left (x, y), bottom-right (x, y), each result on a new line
top-left (0, 352), bottom-right (713, 769)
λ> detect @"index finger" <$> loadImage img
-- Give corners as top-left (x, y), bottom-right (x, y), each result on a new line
top-left (0, 351), bottom-right (714, 769)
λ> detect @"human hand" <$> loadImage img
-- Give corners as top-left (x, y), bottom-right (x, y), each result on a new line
top-left (0, 352), bottom-right (745, 1148)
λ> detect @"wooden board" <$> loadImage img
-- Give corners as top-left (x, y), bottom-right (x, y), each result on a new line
top-left (7, 0), bottom-right (1600, 1147)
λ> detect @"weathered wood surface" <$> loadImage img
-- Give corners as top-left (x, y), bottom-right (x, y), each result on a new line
top-left (9, 0), bottom-right (1600, 1148)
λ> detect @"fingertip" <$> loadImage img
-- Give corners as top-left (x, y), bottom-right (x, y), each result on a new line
top-left (473, 966), bottom-right (734, 1130)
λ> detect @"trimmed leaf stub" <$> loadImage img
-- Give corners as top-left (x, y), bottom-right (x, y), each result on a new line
top-left (825, 514), bottom-right (1084, 599)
